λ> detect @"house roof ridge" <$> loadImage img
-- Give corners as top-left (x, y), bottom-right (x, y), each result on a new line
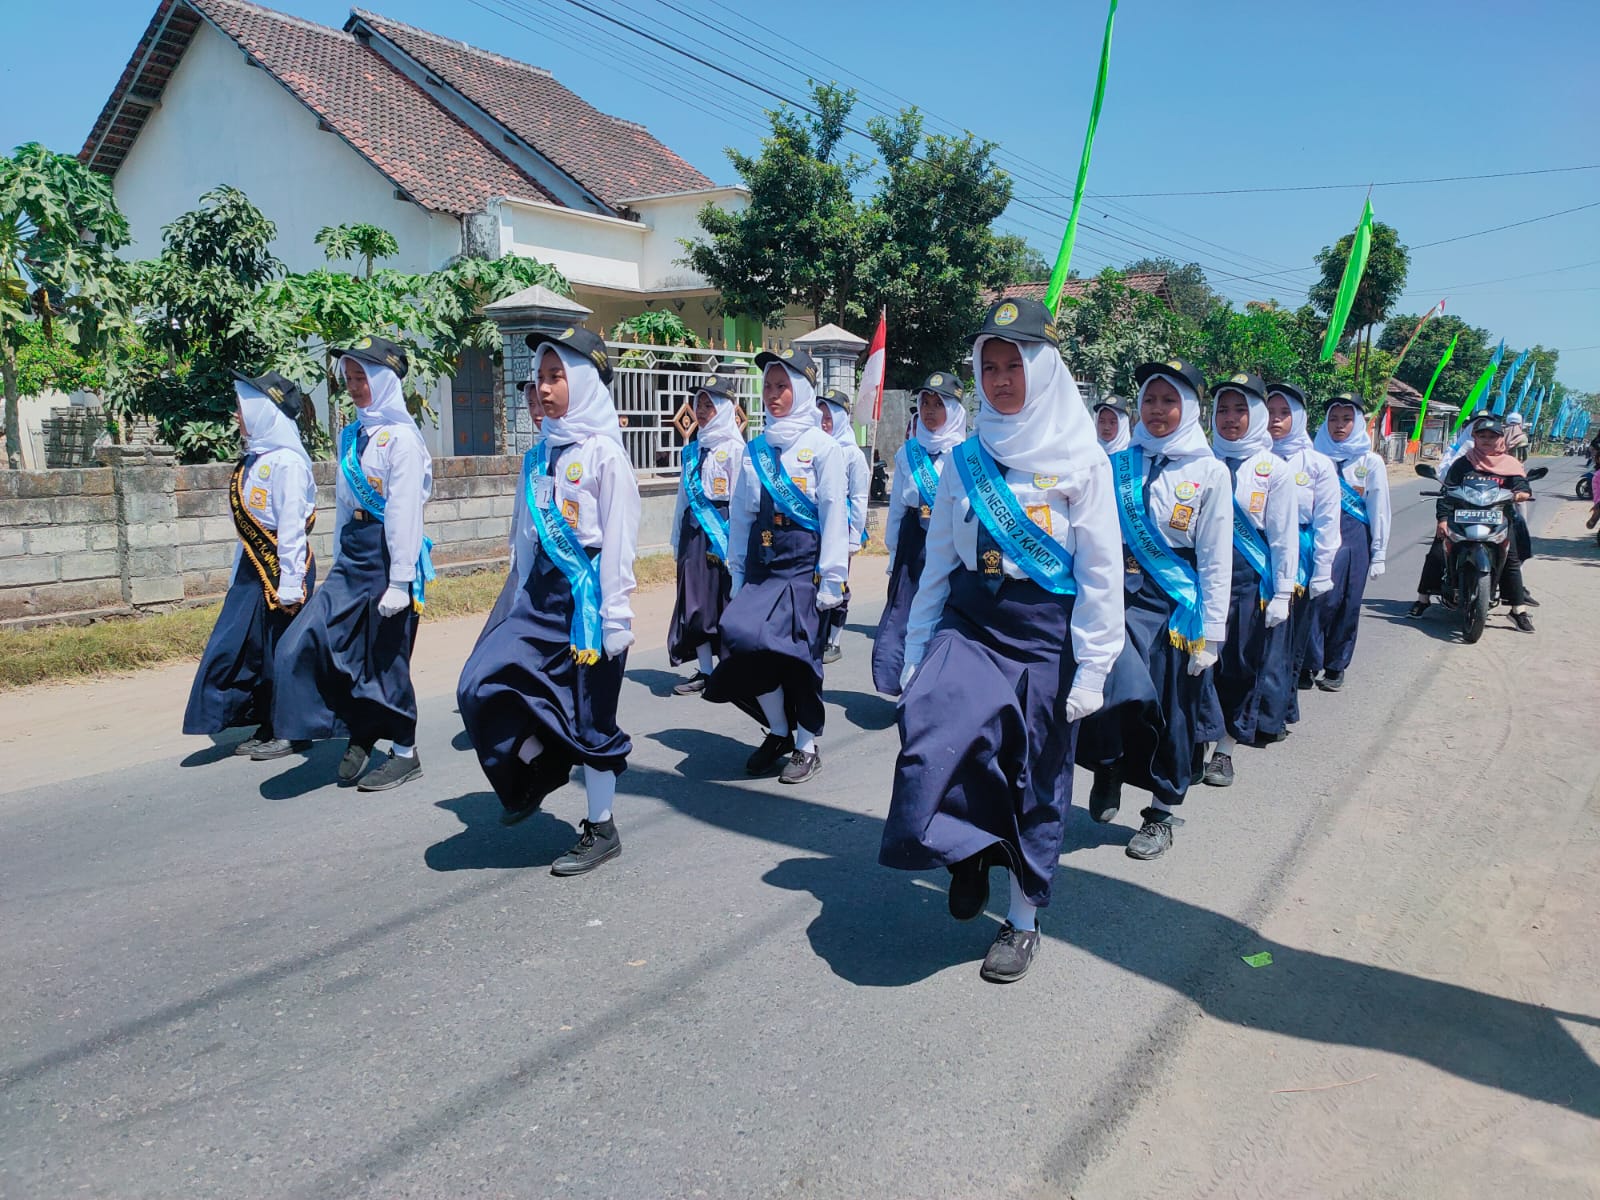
top-left (349, 7), bottom-right (555, 77)
top-left (194, 0), bottom-right (349, 41)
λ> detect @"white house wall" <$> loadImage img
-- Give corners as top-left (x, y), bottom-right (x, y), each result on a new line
top-left (498, 199), bottom-right (646, 293)
top-left (629, 191), bottom-right (745, 293)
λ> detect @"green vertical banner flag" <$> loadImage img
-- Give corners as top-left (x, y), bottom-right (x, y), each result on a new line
top-left (1410, 331), bottom-right (1458, 443)
top-left (1043, 0), bottom-right (1118, 316)
top-left (1453, 361), bottom-right (1499, 434)
top-left (1319, 198), bottom-right (1374, 362)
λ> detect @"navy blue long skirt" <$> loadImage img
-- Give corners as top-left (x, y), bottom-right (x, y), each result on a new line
top-left (456, 546), bottom-right (630, 807)
top-left (1206, 548), bottom-right (1277, 745)
top-left (272, 518), bottom-right (419, 745)
top-left (183, 552), bottom-right (316, 735)
top-left (1308, 509), bottom-right (1372, 675)
top-left (871, 506), bottom-right (927, 696)
top-left (668, 503), bottom-right (731, 665)
top-left (704, 520), bottom-right (827, 735)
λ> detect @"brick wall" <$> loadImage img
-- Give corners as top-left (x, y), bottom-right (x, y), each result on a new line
top-left (0, 468), bottom-right (122, 621)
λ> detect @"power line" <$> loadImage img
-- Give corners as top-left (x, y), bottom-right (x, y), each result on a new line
top-left (1039, 163), bottom-right (1600, 200)
top-left (1399, 257), bottom-right (1600, 296)
top-left (1409, 200), bottom-right (1600, 250)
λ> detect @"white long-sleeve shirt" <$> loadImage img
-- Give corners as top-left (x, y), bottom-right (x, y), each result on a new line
top-left (334, 423), bottom-right (432, 587)
top-left (841, 441), bottom-right (870, 550)
top-left (726, 429), bottom-right (850, 600)
top-left (670, 437), bottom-right (746, 555)
top-left (237, 447), bottom-right (316, 594)
top-left (1218, 448), bottom-right (1299, 601)
top-left (1275, 446), bottom-right (1341, 589)
top-left (1136, 452), bottom-right (1235, 645)
top-left (903, 453), bottom-right (1126, 696)
top-left (884, 442), bottom-right (948, 556)
top-left (1334, 451), bottom-right (1392, 565)
top-left (511, 437), bottom-right (641, 637)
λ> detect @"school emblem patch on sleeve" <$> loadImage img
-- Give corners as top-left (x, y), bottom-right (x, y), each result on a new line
top-left (565, 461), bottom-right (584, 483)
top-left (376, 430), bottom-right (391, 447)
top-left (1295, 471), bottom-right (1310, 487)
top-left (1026, 504), bottom-right (1053, 534)
top-left (1254, 460), bottom-right (1273, 477)
top-left (249, 487), bottom-right (268, 509)
top-left (797, 448), bottom-right (814, 464)
top-left (1169, 503), bottom-right (1194, 531)
top-left (1174, 481), bottom-right (1199, 501)
top-left (1248, 491), bottom-right (1266, 514)
top-left (256, 463), bottom-right (272, 480)
top-left (712, 477), bottom-right (728, 496)
top-left (562, 498), bottom-right (580, 528)
top-left (1032, 473), bottom-right (1059, 489)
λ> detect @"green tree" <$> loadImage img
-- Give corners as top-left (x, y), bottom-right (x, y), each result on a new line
top-left (1056, 269), bottom-right (1189, 398)
top-left (1376, 313), bottom-right (1492, 412)
top-left (315, 223), bottom-right (400, 279)
top-left (0, 143), bottom-right (130, 468)
top-left (1122, 256), bottom-right (1222, 325)
top-left (1309, 218), bottom-right (1409, 388)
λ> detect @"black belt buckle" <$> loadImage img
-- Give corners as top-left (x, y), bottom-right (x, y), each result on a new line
top-left (353, 509), bottom-right (369, 522)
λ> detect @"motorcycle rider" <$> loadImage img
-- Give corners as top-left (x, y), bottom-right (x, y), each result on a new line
top-left (1505, 412), bottom-right (1530, 463)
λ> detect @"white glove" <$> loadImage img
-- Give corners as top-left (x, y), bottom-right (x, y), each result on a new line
top-left (1369, 561), bottom-right (1386, 580)
top-left (1309, 578), bottom-right (1334, 598)
top-left (1265, 595), bottom-right (1290, 628)
top-left (816, 586), bottom-right (843, 612)
top-left (278, 583), bottom-right (305, 606)
top-left (603, 628), bottom-right (634, 659)
top-left (1063, 685), bottom-right (1104, 722)
top-left (378, 585), bottom-right (410, 617)
top-left (899, 661), bottom-right (919, 692)
top-left (1187, 646), bottom-right (1219, 675)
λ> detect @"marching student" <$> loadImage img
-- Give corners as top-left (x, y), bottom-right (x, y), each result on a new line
top-left (184, 371), bottom-right (317, 758)
top-left (1198, 372), bottom-right (1298, 786)
top-left (1094, 397), bottom-right (1132, 456)
top-left (704, 347), bottom-right (848, 785)
top-left (1079, 357), bottom-right (1231, 861)
top-left (270, 337), bottom-right (433, 790)
top-left (880, 299), bottom-right (1129, 983)
top-left (819, 386), bottom-right (870, 665)
top-left (1307, 393), bottom-right (1391, 690)
top-left (456, 327), bottom-right (640, 875)
top-left (667, 373), bottom-right (746, 695)
top-left (870, 370), bottom-right (966, 696)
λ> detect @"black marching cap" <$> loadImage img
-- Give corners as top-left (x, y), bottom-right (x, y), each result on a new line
top-left (1266, 380), bottom-right (1308, 407)
top-left (1211, 371), bottom-right (1268, 403)
top-left (971, 297), bottom-right (1059, 347)
top-left (526, 325), bottom-right (614, 385)
top-left (918, 371), bottom-right (964, 403)
top-left (232, 370), bottom-right (307, 421)
top-left (331, 335), bottom-right (409, 380)
top-left (692, 370), bottom-right (741, 402)
top-left (820, 386), bottom-right (853, 414)
top-left (1326, 390), bottom-right (1366, 412)
top-left (1134, 357), bottom-right (1207, 398)
top-left (755, 346), bottom-right (819, 387)
top-left (1093, 397), bottom-right (1130, 415)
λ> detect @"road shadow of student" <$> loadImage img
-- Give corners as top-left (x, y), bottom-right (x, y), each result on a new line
top-left (180, 736), bottom-right (244, 767)
top-left (627, 667), bottom-right (692, 699)
top-left (423, 790), bottom-right (577, 872)
top-left (647, 727), bottom-right (757, 779)
top-left (1363, 595), bottom-right (1460, 644)
top-left (255, 741), bottom-right (348, 800)
top-left (822, 686), bottom-right (899, 732)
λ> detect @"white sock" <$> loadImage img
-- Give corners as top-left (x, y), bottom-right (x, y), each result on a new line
top-left (517, 732), bottom-right (545, 764)
top-left (1152, 798), bottom-right (1174, 813)
top-left (1218, 734), bottom-right (1237, 755)
top-left (827, 627), bottom-right (842, 648)
top-left (756, 690), bottom-right (790, 737)
top-left (1007, 872), bottom-right (1038, 931)
top-left (696, 644), bottom-right (715, 674)
top-left (794, 726), bottom-right (818, 755)
top-left (584, 766), bottom-right (616, 824)
top-left (391, 743), bottom-right (415, 759)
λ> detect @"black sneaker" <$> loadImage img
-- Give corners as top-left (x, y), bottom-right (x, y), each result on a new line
top-left (1088, 767), bottom-right (1123, 824)
top-left (1126, 808), bottom-right (1183, 861)
top-left (947, 850), bottom-right (993, 921)
top-left (551, 818), bottom-right (621, 876)
top-left (779, 748), bottom-right (822, 785)
top-left (357, 750), bottom-right (422, 792)
top-left (1521, 594), bottom-right (1540, 609)
top-left (500, 756), bottom-right (567, 827)
top-left (338, 740), bottom-right (374, 782)
top-left (1297, 669), bottom-right (1316, 691)
top-left (250, 737), bottom-right (311, 761)
top-left (1203, 752), bottom-right (1235, 787)
top-left (1511, 611), bottom-right (1535, 633)
top-left (672, 672), bottom-right (709, 696)
top-left (822, 644), bottom-right (842, 665)
top-left (745, 732), bottom-right (795, 776)
top-left (1407, 599), bottom-right (1430, 618)
top-left (235, 725), bottom-right (274, 756)
top-left (1316, 669), bottom-right (1345, 692)
top-left (979, 921), bottom-right (1041, 984)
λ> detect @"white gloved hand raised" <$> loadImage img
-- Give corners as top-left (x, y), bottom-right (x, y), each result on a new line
top-left (1265, 595), bottom-right (1290, 628)
top-left (1063, 685), bottom-right (1104, 722)
top-left (377, 585), bottom-right (410, 617)
top-left (1369, 561), bottom-right (1387, 580)
top-left (816, 587), bottom-right (843, 612)
top-left (277, 583), bottom-right (305, 607)
top-left (603, 628), bottom-right (634, 659)
top-left (1187, 646), bottom-right (1219, 675)
top-left (1309, 578), bottom-right (1334, 598)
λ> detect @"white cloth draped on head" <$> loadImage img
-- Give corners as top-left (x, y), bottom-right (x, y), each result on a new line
top-left (760, 363), bottom-right (820, 449)
top-left (695, 389), bottom-right (743, 453)
top-left (1131, 371), bottom-right (1212, 460)
top-left (972, 336), bottom-right (1099, 483)
top-left (1209, 386), bottom-right (1274, 459)
top-left (822, 400), bottom-right (856, 450)
top-left (1269, 388), bottom-right (1314, 455)
top-left (539, 344), bottom-right (624, 449)
top-left (1095, 404), bottom-right (1131, 454)
top-left (337, 356), bottom-right (413, 431)
top-left (1313, 399), bottom-right (1373, 463)
top-left (235, 380), bottom-right (312, 472)
top-left (915, 392), bottom-right (968, 455)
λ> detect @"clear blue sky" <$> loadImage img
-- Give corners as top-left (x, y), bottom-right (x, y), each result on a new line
top-left (5, 0), bottom-right (1598, 389)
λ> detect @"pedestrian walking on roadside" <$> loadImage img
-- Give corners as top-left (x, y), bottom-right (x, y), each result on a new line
top-left (184, 371), bottom-right (317, 758)
top-left (870, 370), bottom-right (966, 696)
top-left (270, 337), bottom-right (433, 791)
top-left (667, 373), bottom-right (745, 696)
top-left (1197, 372), bottom-right (1298, 787)
top-left (703, 348), bottom-right (848, 785)
top-left (1094, 397), bottom-right (1132, 456)
top-left (1306, 393), bottom-right (1392, 690)
top-left (456, 327), bottom-right (640, 874)
top-left (819, 387), bottom-right (869, 666)
top-left (1078, 358), bottom-right (1232, 861)
top-left (880, 299), bottom-right (1134, 983)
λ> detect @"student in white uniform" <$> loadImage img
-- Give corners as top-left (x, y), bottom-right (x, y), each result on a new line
top-left (1094, 398), bottom-right (1132, 456)
top-left (818, 387), bottom-right (870, 665)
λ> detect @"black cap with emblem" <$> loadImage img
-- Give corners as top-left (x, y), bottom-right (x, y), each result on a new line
top-left (1265, 380), bottom-right (1308, 408)
top-left (1093, 396), bottom-right (1130, 416)
top-left (331, 335), bottom-right (410, 380)
top-left (755, 345), bottom-right (819, 387)
top-left (1326, 390), bottom-right (1365, 412)
top-left (232, 370), bottom-right (307, 421)
top-left (692, 370), bottom-right (740, 402)
top-left (820, 386), bottom-right (853, 414)
top-left (1210, 371), bottom-right (1267, 403)
top-left (971, 297), bottom-right (1060, 347)
top-left (526, 325), bottom-right (614, 386)
top-left (1134, 357), bottom-right (1207, 398)
top-left (918, 371), bottom-right (964, 403)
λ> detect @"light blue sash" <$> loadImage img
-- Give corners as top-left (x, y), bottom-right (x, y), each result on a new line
top-left (680, 439), bottom-right (730, 562)
top-left (523, 443), bottom-right (604, 664)
top-left (339, 426), bottom-right (435, 611)
top-left (951, 436), bottom-right (1076, 596)
top-left (1112, 448), bottom-right (1206, 651)
top-left (748, 435), bottom-right (819, 532)
top-left (1230, 500), bottom-right (1274, 608)
top-left (904, 440), bottom-right (941, 509)
top-left (1337, 476), bottom-right (1371, 526)
top-left (1295, 523), bottom-right (1315, 593)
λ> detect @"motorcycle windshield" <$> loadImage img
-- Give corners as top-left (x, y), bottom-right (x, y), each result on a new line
top-left (1448, 480), bottom-right (1513, 507)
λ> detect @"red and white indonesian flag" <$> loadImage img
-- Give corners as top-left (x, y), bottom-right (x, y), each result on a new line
top-left (857, 309), bottom-right (887, 422)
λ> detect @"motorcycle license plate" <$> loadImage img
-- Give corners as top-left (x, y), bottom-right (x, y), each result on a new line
top-left (1455, 509), bottom-right (1502, 524)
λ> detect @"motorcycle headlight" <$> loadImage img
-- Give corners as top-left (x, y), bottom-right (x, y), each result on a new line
top-left (1464, 524), bottom-right (1490, 539)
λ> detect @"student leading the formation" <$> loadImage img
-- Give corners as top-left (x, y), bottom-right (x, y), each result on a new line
top-left (819, 387), bottom-right (869, 666)
top-left (704, 347), bottom-right (848, 785)
top-left (271, 337), bottom-right (434, 791)
top-left (667, 374), bottom-right (746, 696)
top-left (184, 371), bottom-right (317, 759)
top-left (456, 327), bottom-right (641, 873)
top-left (871, 370), bottom-right (967, 696)
top-left (881, 299), bottom-right (1129, 984)
top-left (1306, 394), bottom-right (1392, 690)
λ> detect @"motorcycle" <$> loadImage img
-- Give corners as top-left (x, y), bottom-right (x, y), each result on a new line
top-left (1416, 463), bottom-right (1548, 644)
top-left (1578, 469), bottom-right (1594, 502)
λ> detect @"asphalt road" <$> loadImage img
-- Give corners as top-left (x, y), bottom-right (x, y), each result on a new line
top-left (0, 455), bottom-right (1590, 1199)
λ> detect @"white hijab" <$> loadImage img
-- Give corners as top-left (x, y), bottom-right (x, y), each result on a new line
top-left (337, 357), bottom-right (413, 431)
top-left (1313, 400), bottom-right (1372, 464)
top-left (1269, 388), bottom-right (1315, 456)
top-left (236, 380), bottom-right (312, 472)
top-left (915, 392), bottom-right (968, 456)
top-left (973, 336), bottom-right (1099, 481)
top-left (761, 363), bottom-right (821, 450)
top-left (822, 400), bottom-right (856, 450)
top-left (521, 382), bottom-right (545, 437)
top-left (695, 389), bottom-right (742, 454)
top-left (1094, 403), bottom-right (1131, 455)
top-left (1131, 371), bottom-right (1212, 460)
top-left (1210, 386), bottom-right (1274, 459)
top-left (539, 344), bottom-right (624, 449)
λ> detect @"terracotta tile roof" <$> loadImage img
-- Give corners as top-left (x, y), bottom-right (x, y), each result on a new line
top-left (350, 8), bottom-right (713, 209)
top-left (986, 272), bottom-right (1174, 307)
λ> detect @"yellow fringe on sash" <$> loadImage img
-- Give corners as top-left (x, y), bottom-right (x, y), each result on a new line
top-left (571, 647), bottom-right (601, 665)
top-left (1167, 630), bottom-right (1206, 654)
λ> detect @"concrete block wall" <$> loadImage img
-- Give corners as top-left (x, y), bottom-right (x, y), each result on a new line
top-left (0, 467), bottom-right (122, 620)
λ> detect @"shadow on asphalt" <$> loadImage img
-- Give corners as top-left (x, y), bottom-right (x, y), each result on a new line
top-left (627, 667), bottom-right (693, 699)
top-left (1362, 596), bottom-right (1460, 644)
top-left (1529, 532), bottom-right (1600, 565)
top-left (256, 742), bottom-right (348, 800)
top-left (648, 726), bottom-right (757, 779)
top-left (180, 737), bottom-right (243, 767)
top-left (424, 791), bottom-right (577, 872)
top-left (822, 686), bottom-right (899, 731)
